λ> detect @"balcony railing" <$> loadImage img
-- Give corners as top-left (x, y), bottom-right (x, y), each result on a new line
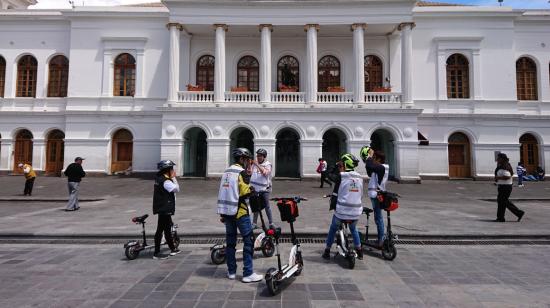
top-left (177, 91), bottom-right (402, 104)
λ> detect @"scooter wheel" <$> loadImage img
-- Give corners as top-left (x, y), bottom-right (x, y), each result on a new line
top-left (382, 241), bottom-right (397, 261)
top-left (294, 252), bottom-right (304, 276)
top-left (265, 267), bottom-right (279, 296)
top-left (211, 248), bottom-right (226, 265)
top-left (261, 238), bottom-right (275, 258)
top-left (172, 232), bottom-right (180, 249)
top-left (347, 255), bottom-right (356, 269)
top-left (125, 245), bottom-right (140, 260)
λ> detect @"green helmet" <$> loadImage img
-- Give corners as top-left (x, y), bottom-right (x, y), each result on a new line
top-left (359, 146), bottom-right (371, 163)
top-left (341, 153), bottom-right (359, 171)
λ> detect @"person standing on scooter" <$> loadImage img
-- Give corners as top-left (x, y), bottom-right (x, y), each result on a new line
top-left (360, 146), bottom-right (389, 248)
top-left (152, 160), bottom-right (181, 260)
top-left (217, 148), bottom-right (263, 283)
top-left (322, 154), bottom-right (364, 260)
top-left (250, 148), bottom-right (274, 229)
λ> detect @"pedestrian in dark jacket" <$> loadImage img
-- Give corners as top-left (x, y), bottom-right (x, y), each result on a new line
top-left (152, 160), bottom-right (181, 260)
top-left (494, 153), bottom-right (525, 222)
top-left (64, 157), bottom-right (86, 211)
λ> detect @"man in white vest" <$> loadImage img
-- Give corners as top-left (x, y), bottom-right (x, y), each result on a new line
top-left (250, 148), bottom-right (274, 229)
top-left (322, 153), bottom-right (364, 260)
top-left (217, 148), bottom-right (263, 283)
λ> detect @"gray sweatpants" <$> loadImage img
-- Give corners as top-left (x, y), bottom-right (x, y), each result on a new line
top-left (66, 182), bottom-right (80, 210)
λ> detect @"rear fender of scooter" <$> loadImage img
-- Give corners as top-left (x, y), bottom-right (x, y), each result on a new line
top-left (124, 240), bottom-right (139, 249)
top-left (210, 244), bottom-right (225, 251)
top-left (254, 232), bottom-right (266, 248)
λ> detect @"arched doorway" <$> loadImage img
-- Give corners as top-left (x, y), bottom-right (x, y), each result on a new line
top-left (370, 129), bottom-right (396, 179)
top-left (111, 129), bottom-right (133, 174)
top-left (229, 127), bottom-right (254, 162)
top-left (13, 129), bottom-right (33, 173)
top-left (276, 128), bottom-right (300, 178)
top-left (520, 134), bottom-right (539, 174)
top-left (45, 130), bottom-right (65, 176)
top-left (322, 128), bottom-right (347, 168)
top-left (448, 132), bottom-right (472, 178)
top-left (184, 127), bottom-right (207, 177)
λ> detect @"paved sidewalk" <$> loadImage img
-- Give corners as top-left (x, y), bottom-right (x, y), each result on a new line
top-left (0, 176), bottom-right (549, 237)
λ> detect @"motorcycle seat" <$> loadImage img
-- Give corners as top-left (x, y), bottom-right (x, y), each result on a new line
top-left (132, 214), bottom-right (149, 224)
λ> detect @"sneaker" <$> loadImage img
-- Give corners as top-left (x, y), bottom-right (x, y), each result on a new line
top-left (227, 272), bottom-right (236, 280)
top-left (322, 248), bottom-right (331, 260)
top-left (170, 249), bottom-right (182, 256)
top-left (519, 184), bottom-right (524, 188)
top-left (356, 248), bottom-right (363, 260)
top-left (152, 253), bottom-right (169, 260)
top-left (242, 273), bottom-right (263, 283)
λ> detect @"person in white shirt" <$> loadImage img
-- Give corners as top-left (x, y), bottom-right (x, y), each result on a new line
top-left (250, 149), bottom-right (274, 228)
top-left (494, 153), bottom-right (525, 222)
top-left (317, 158), bottom-right (333, 188)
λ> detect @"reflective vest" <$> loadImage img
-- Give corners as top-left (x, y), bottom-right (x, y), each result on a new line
top-left (335, 171), bottom-right (363, 220)
top-left (23, 164), bottom-right (36, 179)
top-left (250, 160), bottom-right (272, 192)
top-left (379, 164), bottom-right (389, 191)
top-left (217, 164), bottom-right (244, 216)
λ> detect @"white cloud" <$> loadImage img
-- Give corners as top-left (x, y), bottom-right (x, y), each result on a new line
top-left (30, 0), bottom-right (160, 9)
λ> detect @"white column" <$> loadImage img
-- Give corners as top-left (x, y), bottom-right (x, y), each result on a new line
top-left (167, 23), bottom-right (182, 102)
top-left (180, 32), bottom-right (192, 90)
top-left (472, 49), bottom-right (483, 100)
top-left (0, 137), bottom-right (12, 171)
top-left (214, 24), bottom-right (227, 103)
top-left (352, 23), bottom-right (366, 103)
top-left (305, 24), bottom-right (319, 103)
top-left (259, 24), bottom-right (272, 103)
top-left (135, 50), bottom-right (145, 98)
top-left (32, 139), bottom-right (46, 171)
top-left (399, 23), bottom-right (414, 104)
top-left (301, 140), bottom-right (322, 177)
top-left (436, 50), bottom-right (447, 100)
top-left (101, 50), bottom-right (113, 97)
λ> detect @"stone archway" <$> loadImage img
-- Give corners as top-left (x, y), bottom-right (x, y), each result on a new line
top-left (45, 130), bottom-right (65, 176)
top-left (229, 127), bottom-right (254, 162)
top-left (13, 129), bottom-right (33, 173)
top-left (370, 129), bottom-right (396, 179)
top-left (183, 127), bottom-right (208, 177)
top-left (322, 128), bottom-right (347, 168)
top-left (275, 128), bottom-right (300, 178)
top-left (448, 132), bottom-right (472, 178)
top-left (520, 133), bottom-right (539, 174)
top-left (111, 129), bottom-right (133, 174)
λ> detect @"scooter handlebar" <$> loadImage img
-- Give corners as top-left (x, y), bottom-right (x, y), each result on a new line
top-left (270, 196), bottom-right (308, 202)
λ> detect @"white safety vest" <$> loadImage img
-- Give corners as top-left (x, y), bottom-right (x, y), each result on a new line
top-left (250, 160), bottom-right (272, 192)
top-left (217, 164), bottom-right (244, 216)
top-left (367, 164), bottom-right (389, 198)
top-left (335, 171), bottom-right (364, 220)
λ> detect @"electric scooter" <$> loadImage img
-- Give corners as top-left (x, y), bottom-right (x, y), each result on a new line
top-left (333, 220), bottom-right (358, 269)
top-left (124, 214), bottom-right (180, 260)
top-left (360, 206), bottom-right (397, 261)
top-left (210, 206), bottom-right (275, 264)
top-left (265, 196), bottom-right (307, 296)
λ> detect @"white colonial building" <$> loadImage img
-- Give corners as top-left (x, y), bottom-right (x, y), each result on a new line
top-left (0, 0), bottom-right (549, 181)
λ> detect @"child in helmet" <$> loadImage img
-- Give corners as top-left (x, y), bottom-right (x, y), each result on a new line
top-left (217, 148), bottom-right (263, 283)
top-left (152, 160), bottom-right (181, 260)
top-left (322, 153), bottom-right (364, 260)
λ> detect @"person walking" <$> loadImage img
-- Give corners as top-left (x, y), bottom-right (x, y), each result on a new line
top-left (152, 160), bottom-right (181, 260)
top-left (250, 148), bottom-right (274, 229)
top-left (360, 146), bottom-right (389, 248)
top-left (18, 163), bottom-right (36, 196)
top-left (516, 162), bottom-right (526, 187)
top-left (495, 153), bottom-right (525, 222)
top-left (317, 158), bottom-right (332, 188)
top-left (64, 157), bottom-right (86, 211)
top-left (217, 148), bottom-right (263, 283)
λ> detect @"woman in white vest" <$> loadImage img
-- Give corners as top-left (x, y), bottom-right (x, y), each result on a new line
top-left (361, 147), bottom-right (389, 247)
top-left (322, 153), bottom-right (364, 260)
top-left (250, 148), bottom-right (274, 228)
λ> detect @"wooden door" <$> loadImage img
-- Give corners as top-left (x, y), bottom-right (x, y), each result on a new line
top-left (111, 129), bottom-right (133, 174)
top-left (520, 134), bottom-right (539, 174)
top-left (13, 130), bottom-right (33, 173)
top-left (45, 131), bottom-right (64, 176)
top-left (448, 133), bottom-right (471, 178)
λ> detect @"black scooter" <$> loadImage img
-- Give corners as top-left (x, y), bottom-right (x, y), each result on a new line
top-left (265, 196), bottom-right (307, 295)
top-left (360, 207), bottom-right (397, 261)
top-left (124, 214), bottom-right (180, 260)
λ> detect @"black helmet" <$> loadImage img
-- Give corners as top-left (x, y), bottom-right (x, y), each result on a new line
top-left (232, 148), bottom-right (252, 161)
top-left (341, 153), bottom-right (359, 171)
top-left (256, 148), bottom-right (267, 157)
top-left (157, 160), bottom-right (176, 171)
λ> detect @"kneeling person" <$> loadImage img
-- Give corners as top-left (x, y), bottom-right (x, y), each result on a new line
top-left (323, 153), bottom-right (364, 260)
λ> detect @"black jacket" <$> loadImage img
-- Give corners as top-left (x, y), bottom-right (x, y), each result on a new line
top-left (153, 174), bottom-right (176, 215)
top-left (64, 163), bottom-right (86, 182)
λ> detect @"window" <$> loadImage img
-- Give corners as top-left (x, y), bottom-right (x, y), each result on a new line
top-left (114, 53), bottom-right (136, 97)
top-left (446, 54), bottom-right (470, 99)
top-left (318, 55), bottom-right (340, 92)
top-left (516, 57), bottom-right (538, 101)
top-left (277, 56), bottom-right (299, 91)
top-left (16, 55), bottom-right (38, 97)
top-left (0, 56), bottom-right (5, 98)
top-left (196, 55), bottom-right (215, 91)
top-left (237, 56), bottom-right (259, 91)
top-left (365, 55), bottom-right (383, 92)
top-left (47, 55), bottom-right (69, 97)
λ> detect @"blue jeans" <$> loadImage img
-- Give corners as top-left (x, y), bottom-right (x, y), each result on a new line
top-left (224, 215), bottom-right (254, 277)
top-left (518, 175), bottom-right (523, 186)
top-left (325, 215), bottom-right (361, 248)
top-left (370, 198), bottom-right (385, 243)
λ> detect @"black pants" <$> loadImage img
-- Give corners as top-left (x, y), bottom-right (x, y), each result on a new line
top-left (320, 171), bottom-right (332, 187)
top-left (497, 185), bottom-right (523, 221)
top-left (154, 214), bottom-right (175, 254)
top-left (24, 177), bottom-right (35, 196)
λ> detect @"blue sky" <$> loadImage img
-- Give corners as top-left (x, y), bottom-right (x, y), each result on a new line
top-left (30, 0), bottom-right (550, 9)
